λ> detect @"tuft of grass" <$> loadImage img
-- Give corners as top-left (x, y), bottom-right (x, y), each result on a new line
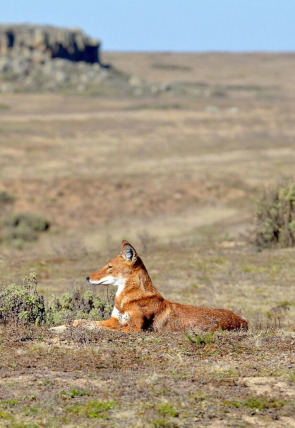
top-left (0, 400), bottom-right (19, 408)
top-left (185, 331), bottom-right (214, 346)
top-left (254, 180), bottom-right (295, 248)
top-left (151, 418), bottom-right (175, 428)
top-left (244, 396), bottom-right (286, 410)
top-left (0, 410), bottom-right (9, 419)
top-left (60, 389), bottom-right (91, 399)
top-left (226, 396), bottom-right (286, 411)
top-left (67, 400), bottom-right (116, 419)
top-left (157, 403), bottom-right (179, 418)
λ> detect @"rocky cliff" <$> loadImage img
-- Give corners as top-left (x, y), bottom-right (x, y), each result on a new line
top-left (0, 24), bottom-right (168, 96)
top-left (0, 24), bottom-right (131, 94)
top-left (0, 24), bottom-right (100, 64)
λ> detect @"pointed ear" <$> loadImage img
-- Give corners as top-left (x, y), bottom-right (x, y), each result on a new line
top-left (121, 240), bottom-right (137, 263)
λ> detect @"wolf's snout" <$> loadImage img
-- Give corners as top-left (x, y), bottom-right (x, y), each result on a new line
top-left (86, 276), bottom-right (90, 282)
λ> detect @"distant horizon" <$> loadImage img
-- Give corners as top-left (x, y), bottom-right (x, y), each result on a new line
top-left (1, 1), bottom-right (294, 52)
top-left (1, 22), bottom-right (294, 54)
top-left (101, 49), bottom-right (295, 54)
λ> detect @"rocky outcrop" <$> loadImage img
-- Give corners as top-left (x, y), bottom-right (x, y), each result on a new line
top-left (0, 24), bottom-right (169, 96)
top-left (0, 24), bottom-right (131, 94)
top-left (0, 24), bottom-right (100, 64)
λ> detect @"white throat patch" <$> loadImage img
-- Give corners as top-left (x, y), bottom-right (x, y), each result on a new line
top-left (89, 275), bottom-right (126, 296)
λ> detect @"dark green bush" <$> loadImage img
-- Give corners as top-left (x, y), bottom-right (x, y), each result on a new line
top-left (0, 190), bottom-right (14, 205)
top-left (0, 273), bottom-right (46, 325)
top-left (3, 212), bottom-right (50, 231)
top-left (1, 212), bottom-right (50, 247)
top-left (47, 289), bottom-right (113, 326)
top-left (255, 180), bottom-right (295, 248)
top-left (0, 189), bottom-right (15, 209)
top-left (0, 273), bottom-right (114, 326)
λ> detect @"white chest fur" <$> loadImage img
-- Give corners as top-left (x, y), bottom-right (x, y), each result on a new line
top-left (111, 306), bottom-right (131, 325)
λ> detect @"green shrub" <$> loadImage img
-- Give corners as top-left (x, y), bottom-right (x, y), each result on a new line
top-left (254, 180), bottom-right (295, 248)
top-left (1, 212), bottom-right (50, 247)
top-left (3, 212), bottom-right (50, 231)
top-left (185, 330), bottom-right (214, 346)
top-left (0, 190), bottom-right (14, 205)
top-left (0, 273), bottom-right (113, 326)
top-left (0, 273), bottom-right (46, 325)
top-left (47, 289), bottom-right (113, 326)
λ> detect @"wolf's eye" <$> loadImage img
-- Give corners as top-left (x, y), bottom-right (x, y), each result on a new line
top-left (108, 265), bottom-right (113, 269)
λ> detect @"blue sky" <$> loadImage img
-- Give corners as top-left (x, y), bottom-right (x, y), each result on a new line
top-left (1, 0), bottom-right (294, 52)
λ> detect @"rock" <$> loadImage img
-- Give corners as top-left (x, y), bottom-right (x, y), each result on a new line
top-left (0, 56), bottom-right (10, 72)
top-left (0, 24), bottom-right (100, 64)
top-left (227, 106), bottom-right (239, 114)
top-left (0, 24), bottom-right (136, 94)
top-left (128, 75), bottom-right (143, 88)
top-left (206, 105), bottom-right (220, 113)
top-left (0, 24), bottom-right (183, 97)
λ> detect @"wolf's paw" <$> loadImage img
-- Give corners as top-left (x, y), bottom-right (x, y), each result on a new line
top-left (73, 319), bottom-right (102, 330)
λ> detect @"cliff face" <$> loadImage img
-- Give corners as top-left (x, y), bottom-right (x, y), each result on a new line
top-left (0, 24), bottom-right (120, 94)
top-left (0, 24), bottom-right (163, 96)
top-left (0, 24), bottom-right (100, 64)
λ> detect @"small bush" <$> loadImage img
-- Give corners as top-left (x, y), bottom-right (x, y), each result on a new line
top-left (0, 274), bottom-right (113, 327)
top-left (0, 190), bottom-right (14, 205)
top-left (1, 212), bottom-right (50, 247)
top-left (47, 289), bottom-right (113, 326)
top-left (0, 273), bottom-right (46, 325)
top-left (254, 180), bottom-right (295, 248)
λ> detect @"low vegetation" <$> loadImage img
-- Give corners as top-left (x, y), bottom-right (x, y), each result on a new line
top-left (47, 288), bottom-right (113, 326)
top-left (0, 321), bottom-right (294, 427)
top-left (254, 180), bottom-right (295, 248)
top-left (0, 273), bottom-right (46, 325)
top-left (0, 270), bottom-right (294, 426)
top-left (0, 190), bottom-right (14, 205)
top-left (0, 212), bottom-right (50, 248)
top-left (0, 273), bottom-right (113, 327)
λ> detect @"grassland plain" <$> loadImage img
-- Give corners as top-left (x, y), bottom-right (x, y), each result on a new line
top-left (0, 53), bottom-right (295, 427)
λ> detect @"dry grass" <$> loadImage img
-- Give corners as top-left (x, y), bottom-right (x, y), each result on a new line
top-left (0, 325), bottom-right (294, 427)
top-left (0, 52), bottom-right (295, 427)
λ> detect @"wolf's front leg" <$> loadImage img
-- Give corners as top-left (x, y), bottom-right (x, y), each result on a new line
top-left (73, 317), bottom-right (121, 331)
top-left (120, 313), bottom-right (145, 332)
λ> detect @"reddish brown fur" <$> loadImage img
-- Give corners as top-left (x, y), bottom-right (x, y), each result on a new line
top-left (73, 241), bottom-right (248, 333)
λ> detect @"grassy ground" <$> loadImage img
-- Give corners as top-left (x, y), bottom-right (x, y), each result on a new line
top-left (0, 53), bottom-right (295, 427)
top-left (0, 325), bottom-right (294, 427)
